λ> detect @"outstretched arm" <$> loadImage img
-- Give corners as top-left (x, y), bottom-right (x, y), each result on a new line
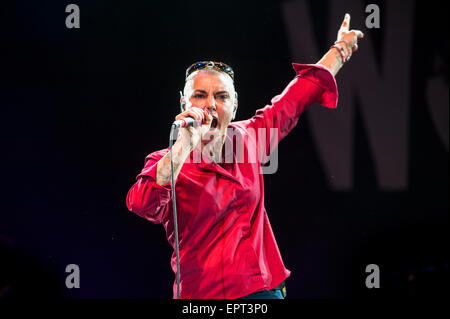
top-left (317, 13), bottom-right (364, 76)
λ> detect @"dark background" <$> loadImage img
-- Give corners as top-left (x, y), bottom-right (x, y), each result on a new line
top-left (0, 0), bottom-right (447, 299)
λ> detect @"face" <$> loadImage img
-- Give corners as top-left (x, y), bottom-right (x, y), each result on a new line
top-left (183, 70), bottom-right (237, 143)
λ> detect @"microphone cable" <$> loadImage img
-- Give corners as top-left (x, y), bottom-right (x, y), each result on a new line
top-left (168, 111), bottom-right (208, 299)
top-left (169, 124), bottom-right (181, 299)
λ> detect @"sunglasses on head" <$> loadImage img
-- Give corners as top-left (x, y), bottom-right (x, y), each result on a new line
top-left (185, 61), bottom-right (234, 81)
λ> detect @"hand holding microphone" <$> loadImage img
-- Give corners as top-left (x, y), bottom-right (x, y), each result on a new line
top-left (173, 107), bottom-right (213, 150)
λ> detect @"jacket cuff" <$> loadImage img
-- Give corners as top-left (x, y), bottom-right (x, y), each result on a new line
top-left (291, 63), bottom-right (338, 109)
top-left (136, 158), bottom-right (172, 199)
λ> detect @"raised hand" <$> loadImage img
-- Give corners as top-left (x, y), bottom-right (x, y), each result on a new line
top-left (336, 13), bottom-right (364, 61)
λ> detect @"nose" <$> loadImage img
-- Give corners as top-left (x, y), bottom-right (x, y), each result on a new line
top-left (204, 95), bottom-right (216, 111)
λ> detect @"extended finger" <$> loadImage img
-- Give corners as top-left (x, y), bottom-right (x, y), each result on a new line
top-left (340, 13), bottom-right (350, 31)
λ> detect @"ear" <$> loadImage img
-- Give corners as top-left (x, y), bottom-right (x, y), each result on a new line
top-left (179, 91), bottom-right (186, 112)
top-left (232, 91), bottom-right (238, 120)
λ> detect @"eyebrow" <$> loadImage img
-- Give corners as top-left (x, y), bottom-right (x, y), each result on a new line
top-left (194, 90), bottom-right (230, 95)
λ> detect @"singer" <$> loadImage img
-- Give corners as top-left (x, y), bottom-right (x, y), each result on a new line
top-left (126, 14), bottom-right (364, 299)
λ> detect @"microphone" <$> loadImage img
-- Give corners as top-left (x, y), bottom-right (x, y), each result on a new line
top-left (172, 117), bottom-right (203, 128)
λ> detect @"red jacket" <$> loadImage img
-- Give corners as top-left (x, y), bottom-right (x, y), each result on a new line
top-left (126, 63), bottom-right (338, 299)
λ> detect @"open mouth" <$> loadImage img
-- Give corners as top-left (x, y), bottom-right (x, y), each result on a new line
top-left (210, 117), bottom-right (218, 129)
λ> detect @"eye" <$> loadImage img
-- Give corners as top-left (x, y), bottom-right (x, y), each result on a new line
top-left (193, 94), bottom-right (205, 99)
top-left (216, 95), bottom-right (229, 101)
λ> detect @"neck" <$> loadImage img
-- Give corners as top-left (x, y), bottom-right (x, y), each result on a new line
top-left (199, 133), bottom-right (226, 163)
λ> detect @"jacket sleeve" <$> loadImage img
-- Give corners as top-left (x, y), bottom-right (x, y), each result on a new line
top-left (126, 151), bottom-right (172, 224)
top-left (240, 63), bottom-right (338, 161)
